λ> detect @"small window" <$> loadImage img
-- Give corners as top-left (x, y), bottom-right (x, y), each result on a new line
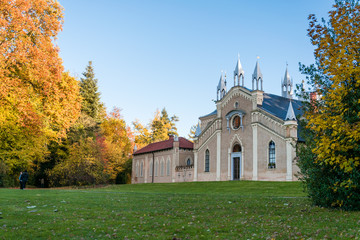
top-left (140, 162), bottom-right (143, 177)
top-left (205, 150), bottom-right (210, 172)
top-left (186, 158), bottom-right (191, 166)
top-left (232, 115), bottom-right (241, 130)
top-left (269, 141), bottom-right (276, 168)
top-left (234, 101), bottom-right (239, 109)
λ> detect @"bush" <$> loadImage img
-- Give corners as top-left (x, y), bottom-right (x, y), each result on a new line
top-left (47, 137), bottom-right (109, 187)
top-left (297, 123), bottom-right (360, 210)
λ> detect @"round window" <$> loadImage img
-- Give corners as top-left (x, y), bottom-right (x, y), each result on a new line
top-left (232, 115), bottom-right (241, 130)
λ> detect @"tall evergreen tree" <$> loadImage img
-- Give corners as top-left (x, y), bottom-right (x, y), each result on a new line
top-left (80, 61), bottom-right (101, 121)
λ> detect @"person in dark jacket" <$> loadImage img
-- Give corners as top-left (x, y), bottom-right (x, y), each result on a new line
top-left (19, 172), bottom-right (22, 189)
top-left (20, 170), bottom-right (29, 189)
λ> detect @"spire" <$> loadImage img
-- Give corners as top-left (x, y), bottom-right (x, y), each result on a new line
top-left (234, 54), bottom-right (245, 87)
top-left (195, 123), bottom-right (201, 137)
top-left (217, 71), bottom-right (227, 100)
top-left (252, 59), bottom-right (263, 91)
top-left (283, 65), bottom-right (291, 84)
top-left (282, 64), bottom-right (293, 99)
top-left (285, 101), bottom-right (297, 121)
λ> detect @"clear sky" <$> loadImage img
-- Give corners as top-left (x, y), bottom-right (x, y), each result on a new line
top-left (57, 0), bottom-right (333, 138)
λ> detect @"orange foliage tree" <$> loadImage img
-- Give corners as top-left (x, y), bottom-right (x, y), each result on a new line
top-left (0, 0), bottom-right (81, 176)
top-left (101, 107), bottom-right (134, 183)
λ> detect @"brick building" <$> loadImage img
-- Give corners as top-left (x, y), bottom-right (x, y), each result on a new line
top-left (132, 56), bottom-right (302, 183)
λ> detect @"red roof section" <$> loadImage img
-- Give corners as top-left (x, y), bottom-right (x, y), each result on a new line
top-left (133, 137), bottom-right (193, 155)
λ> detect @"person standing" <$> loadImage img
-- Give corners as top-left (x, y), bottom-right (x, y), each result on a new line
top-left (20, 170), bottom-right (29, 190)
top-left (19, 172), bottom-right (23, 189)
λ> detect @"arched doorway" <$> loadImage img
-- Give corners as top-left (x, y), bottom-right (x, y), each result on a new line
top-left (232, 144), bottom-right (242, 180)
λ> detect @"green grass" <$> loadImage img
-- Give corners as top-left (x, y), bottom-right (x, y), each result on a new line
top-left (0, 181), bottom-right (359, 239)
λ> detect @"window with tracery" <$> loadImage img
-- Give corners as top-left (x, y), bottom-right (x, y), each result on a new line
top-left (205, 150), bottom-right (210, 172)
top-left (269, 141), bottom-right (276, 168)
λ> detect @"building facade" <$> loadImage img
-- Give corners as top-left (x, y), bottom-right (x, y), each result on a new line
top-left (132, 57), bottom-right (302, 184)
top-left (132, 136), bottom-right (195, 184)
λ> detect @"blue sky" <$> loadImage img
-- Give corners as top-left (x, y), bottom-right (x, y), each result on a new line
top-left (57, 0), bottom-right (333, 137)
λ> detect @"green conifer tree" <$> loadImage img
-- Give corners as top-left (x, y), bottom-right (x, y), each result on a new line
top-left (79, 61), bottom-right (101, 121)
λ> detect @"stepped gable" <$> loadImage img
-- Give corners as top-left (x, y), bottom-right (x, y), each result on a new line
top-left (133, 137), bottom-right (193, 155)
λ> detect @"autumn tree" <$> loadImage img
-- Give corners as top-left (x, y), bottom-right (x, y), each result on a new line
top-left (47, 137), bottom-right (107, 186)
top-left (100, 107), bottom-right (134, 183)
top-left (47, 62), bottom-right (106, 186)
top-left (188, 124), bottom-right (197, 140)
top-left (297, 0), bottom-right (360, 210)
top-left (0, 1), bottom-right (81, 139)
top-left (133, 108), bottom-right (179, 149)
top-left (0, 0), bottom-right (81, 181)
top-left (160, 108), bottom-right (179, 137)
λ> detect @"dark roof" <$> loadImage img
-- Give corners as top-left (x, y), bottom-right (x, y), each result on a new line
top-left (198, 93), bottom-right (305, 141)
top-left (133, 137), bottom-right (193, 155)
top-left (261, 93), bottom-right (303, 120)
top-left (261, 93), bottom-right (304, 142)
top-left (200, 109), bottom-right (217, 118)
top-left (200, 93), bottom-right (303, 122)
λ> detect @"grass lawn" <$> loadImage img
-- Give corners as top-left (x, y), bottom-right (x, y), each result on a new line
top-left (0, 181), bottom-right (359, 239)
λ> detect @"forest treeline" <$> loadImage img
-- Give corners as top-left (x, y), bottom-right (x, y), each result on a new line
top-left (0, 0), bottom-right (179, 187)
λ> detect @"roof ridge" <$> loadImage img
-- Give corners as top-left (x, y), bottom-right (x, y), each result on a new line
top-left (133, 136), bottom-right (193, 155)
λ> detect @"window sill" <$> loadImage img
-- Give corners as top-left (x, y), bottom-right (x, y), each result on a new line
top-left (267, 168), bottom-right (277, 171)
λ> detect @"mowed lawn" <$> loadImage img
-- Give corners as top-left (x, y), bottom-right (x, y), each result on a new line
top-left (0, 181), bottom-right (359, 239)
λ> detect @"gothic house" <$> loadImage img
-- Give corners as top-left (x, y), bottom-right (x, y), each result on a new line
top-left (132, 56), bottom-right (302, 184)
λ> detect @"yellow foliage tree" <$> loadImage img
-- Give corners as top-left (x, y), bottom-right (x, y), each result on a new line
top-left (101, 107), bottom-right (133, 182)
top-left (133, 108), bottom-right (178, 150)
top-left (306, 1), bottom-right (360, 173)
top-left (0, 0), bottom-right (81, 177)
top-left (298, 0), bottom-right (360, 209)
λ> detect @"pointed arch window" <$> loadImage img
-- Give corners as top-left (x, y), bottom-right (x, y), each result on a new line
top-left (205, 150), bottom-right (210, 172)
top-left (160, 160), bottom-right (164, 176)
top-left (149, 161), bottom-right (153, 177)
top-left (155, 160), bottom-right (158, 176)
top-left (140, 161), bottom-right (143, 177)
top-left (167, 158), bottom-right (171, 176)
top-left (135, 162), bottom-right (139, 177)
top-left (233, 144), bottom-right (241, 152)
top-left (269, 141), bottom-right (276, 168)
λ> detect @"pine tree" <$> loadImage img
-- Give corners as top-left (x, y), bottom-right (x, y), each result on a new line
top-left (79, 61), bottom-right (101, 121)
